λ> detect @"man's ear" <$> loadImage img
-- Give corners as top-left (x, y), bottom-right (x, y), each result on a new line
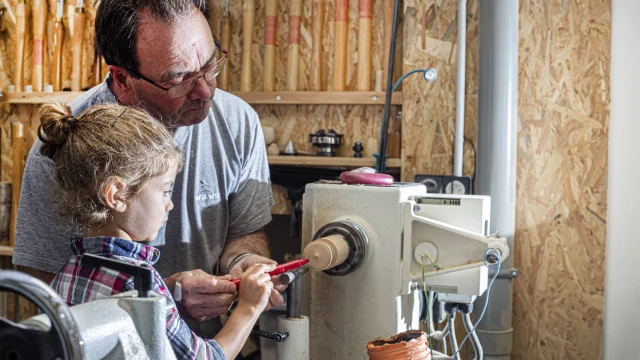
top-left (108, 65), bottom-right (135, 97)
top-left (103, 179), bottom-right (128, 213)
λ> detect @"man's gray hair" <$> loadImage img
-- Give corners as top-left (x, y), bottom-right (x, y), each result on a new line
top-left (95, 0), bottom-right (210, 74)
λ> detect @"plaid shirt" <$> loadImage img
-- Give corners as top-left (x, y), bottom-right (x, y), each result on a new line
top-left (51, 236), bottom-right (226, 360)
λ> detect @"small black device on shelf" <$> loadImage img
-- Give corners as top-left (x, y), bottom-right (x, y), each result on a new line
top-left (353, 141), bottom-right (363, 158)
top-left (310, 129), bottom-right (343, 157)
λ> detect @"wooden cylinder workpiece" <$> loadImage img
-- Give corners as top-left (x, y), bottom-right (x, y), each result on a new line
top-left (240, 0), bottom-right (255, 92)
top-left (71, 5), bottom-right (86, 91)
top-left (333, 0), bottom-right (348, 91)
top-left (357, 0), bottom-right (372, 91)
top-left (14, 1), bottom-right (27, 91)
top-left (219, 10), bottom-right (231, 91)
top-left (310, 0), bottom-right (325, 91)
top-left (263, 0), bottom-right (278, 92)
top-left (286, 0), bottom-right (303, 91)
top-left (303, 235), bottom-right (350, 271)
top-left (32, 0), bottom-right (47, 92)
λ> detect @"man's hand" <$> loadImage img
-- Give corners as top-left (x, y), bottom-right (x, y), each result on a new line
top-left (164, 269), bottom-right (237, 321)
top-left (228, 254), bottom-right (288, 310)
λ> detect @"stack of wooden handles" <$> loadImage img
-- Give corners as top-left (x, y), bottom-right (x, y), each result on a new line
top-left (12, 0), bottom-right (394, 93)
top-left (232, 0), bottom-right (394, 92)
top-left (13, 0), bottom-right (102, 92)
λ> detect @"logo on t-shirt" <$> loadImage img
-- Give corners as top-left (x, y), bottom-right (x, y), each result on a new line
top-left (195, 183), bottom-right (220, 208)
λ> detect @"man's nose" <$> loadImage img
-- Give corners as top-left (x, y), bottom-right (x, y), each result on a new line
top-left (188, 76), bottom-right (214, 100)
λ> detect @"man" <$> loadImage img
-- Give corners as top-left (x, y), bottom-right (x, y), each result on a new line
top-left (13, 0), bottom-right (284, 338)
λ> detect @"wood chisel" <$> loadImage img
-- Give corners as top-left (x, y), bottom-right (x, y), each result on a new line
top-left (333, 0), bottom-right (348, 91)
top-left (52, 0), bottom-right (64, 91)
top-left (32, 0), bottom-right (47, 92)
top-left (286, 0), bottom-right (302, 91)
top-left (263, 0), bottom-right (278, 92)
top-left (357, 0), bottom-right (372, 91)
top-left (240, 0), bottom-right (255, 91)
top-left (14, 0), bottom-right (27, 91)
top-left (310, 0), bottom-right (324, 91)
top-left (71, 0), bottom-right (85, 91)
top-left (219, 0), bottom-right (231, 90)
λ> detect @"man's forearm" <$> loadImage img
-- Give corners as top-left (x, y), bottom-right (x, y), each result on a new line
top-left (219, 228), bottom-right (270, 273)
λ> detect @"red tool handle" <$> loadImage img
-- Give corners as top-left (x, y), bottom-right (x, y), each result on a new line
top-left (231, 259), bottom-right (309, 289)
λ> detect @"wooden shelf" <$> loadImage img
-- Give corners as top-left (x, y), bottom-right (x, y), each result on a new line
top-left (0, 245), bottom-right (13, 257)
top-left (268, 156), bottom-right (401, 168)
top-left (0, 91), bottom-right (84, 104)
top-left (0, 91), bottom-right (402, 105)
top-left (234, 91), bottom-right (402, 105)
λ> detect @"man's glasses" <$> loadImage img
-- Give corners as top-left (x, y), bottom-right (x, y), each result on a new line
top-left (123, 40), bottom-right (228, 99)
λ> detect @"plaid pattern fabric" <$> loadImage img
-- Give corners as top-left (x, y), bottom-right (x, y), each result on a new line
top-left (51, 236), bottom-right (226, 360)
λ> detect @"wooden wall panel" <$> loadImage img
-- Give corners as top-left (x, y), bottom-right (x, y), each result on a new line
top-left (401, 1), bottom-right (610, 359)
top-left (513, 1), bottom-right (609, 359)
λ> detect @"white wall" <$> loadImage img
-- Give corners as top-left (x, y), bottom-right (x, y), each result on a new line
top-left (603, 0), bottom-right (640, 358)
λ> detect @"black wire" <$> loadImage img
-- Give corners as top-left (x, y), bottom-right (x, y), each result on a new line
top-left (376, 0), bottom-right (401, 174)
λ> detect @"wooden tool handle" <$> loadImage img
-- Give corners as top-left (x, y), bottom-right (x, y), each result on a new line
top-left (263, 0), bottom-right (278, 92)
top-left (93, 51), bottom-right (102, 86)
top-left (357, 0), bottom-right (372, 91)
top-left (71, 8), bottom-right (85, 91)
top-left (310, 0), bottom-right (325, 91)
top-left (286, 0), bottom-right (302, 91)
top-left (240, 0), bottom-right (255, 92)
top-left (382, 0), bottom-right (393, 91)
top-left (32, 0), bottom-right (47, 92)
top-left (333, 0), bottom-right (348, 91)
top-left (52, 20), bottom-right (65, 91)
top-left (14, 3), bottom-right (27, 91)
top-left (10, 123), bottom-right (24, 247)
top-left (219, 13), bottom-right (231, 91)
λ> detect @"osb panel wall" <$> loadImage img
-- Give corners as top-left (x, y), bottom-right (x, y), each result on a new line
top-left (0, 0), bottom-right (99, 183)
top-left (207, 0), bottom-right (401, 215)
top-left (402, 1), bottom-right (610, 360)
top-left (0, 0), bottom-right (401, 213)
top-left (514, 0), bottom-right (609, 359)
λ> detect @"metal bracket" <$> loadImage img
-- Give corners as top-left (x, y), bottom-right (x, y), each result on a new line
top-left (494, 268), bottom-right (519, 279)
top-left (252, 330), bottom-right (289, 343)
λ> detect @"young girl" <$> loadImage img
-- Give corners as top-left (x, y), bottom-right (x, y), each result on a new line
top-left (40, 102), bottom-right (273, 360)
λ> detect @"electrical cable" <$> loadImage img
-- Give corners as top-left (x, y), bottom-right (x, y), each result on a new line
top-left (449, 311), bottom-right (459, 359)
top-left (376, 0), bottom-right (400, 174)
top-left (462, 312), bottom-right (482, 360)
top-left (451, 248), bottom-right (502, 360)
top-left (422, 256), bottom-right (435, 360)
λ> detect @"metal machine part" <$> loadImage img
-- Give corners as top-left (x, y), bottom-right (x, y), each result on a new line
top-left (309, 129), bottom-right (343, 157)
top-left (0, 260), bottom-right (176, 359)
top-left (302, 181), bottom-right (509, 360)
top-left (309, 220), bottom-right (369, 276)
top-left (0, 270), bottom-right (84, 360)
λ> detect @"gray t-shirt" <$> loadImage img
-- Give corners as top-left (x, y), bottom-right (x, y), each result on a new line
top-left (12, 79), bottom-right (274, 278)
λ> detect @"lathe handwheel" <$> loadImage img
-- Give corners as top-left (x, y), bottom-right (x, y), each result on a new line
top-left (0, 270), bottom-right (83, 360)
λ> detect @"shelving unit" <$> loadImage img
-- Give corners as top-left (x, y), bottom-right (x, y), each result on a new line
top-left (0, 92), bottom-right (403, 169)
top-left (268, 156), bottom-right (401, 168)
top-left (0, 245), bottom-right (13, 257)
top-left (0, 91), bottom-right (402, 105)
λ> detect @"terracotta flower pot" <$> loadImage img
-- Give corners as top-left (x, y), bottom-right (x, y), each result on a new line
top-left (366, 330), bottom-right (431, 360)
